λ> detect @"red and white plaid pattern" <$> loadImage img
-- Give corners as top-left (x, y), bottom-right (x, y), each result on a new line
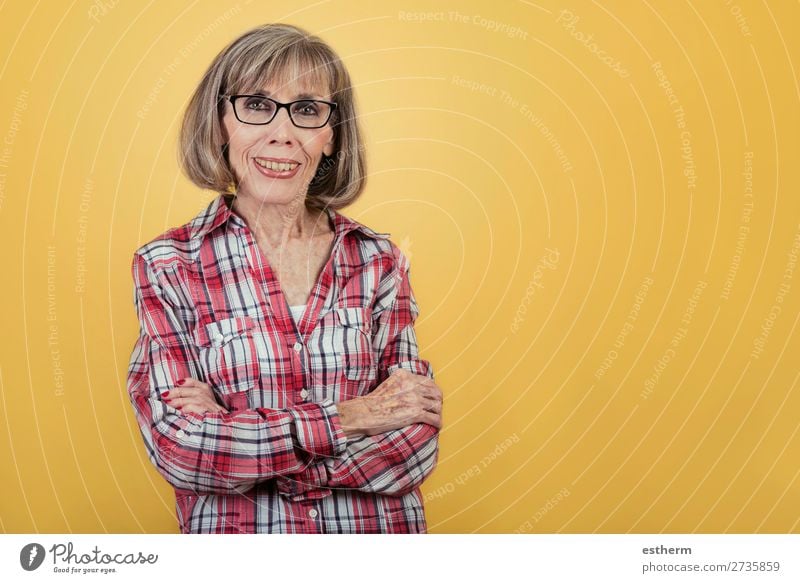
top-left (126, 194), bottom-right (439, 533)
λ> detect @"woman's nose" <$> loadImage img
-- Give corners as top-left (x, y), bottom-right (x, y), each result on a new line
top-left (266, 108), bottom-right (295, 143)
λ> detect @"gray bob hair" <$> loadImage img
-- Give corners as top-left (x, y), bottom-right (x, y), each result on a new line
top-left (177, 23), bottom-right (366, 211)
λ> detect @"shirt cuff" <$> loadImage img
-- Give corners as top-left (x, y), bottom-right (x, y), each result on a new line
top-left (386, 359), bottom-right (433, 379)
top-left (289, 399), bottom-right (348, 460)
top-left (275, 463), bottom-right (329, 500)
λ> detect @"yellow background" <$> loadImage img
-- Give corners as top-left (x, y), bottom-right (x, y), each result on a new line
top-left (1, 0), bottom-right (799, 533)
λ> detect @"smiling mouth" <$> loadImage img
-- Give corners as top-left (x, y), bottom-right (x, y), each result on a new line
top-left (253, 157), bottom-right (300, 172)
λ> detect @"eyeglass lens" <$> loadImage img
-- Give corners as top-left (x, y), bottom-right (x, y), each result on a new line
top-left (234, 96), bottom-right (332, 128)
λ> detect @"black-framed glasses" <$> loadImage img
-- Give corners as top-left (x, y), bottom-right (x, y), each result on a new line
top-left (220, 94), bottom-right (337, 129)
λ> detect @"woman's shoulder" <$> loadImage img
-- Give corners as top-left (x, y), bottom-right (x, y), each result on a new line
top-left (342, 227), bottom-right (413, 286)
top-left (333, 209), bottom-right (398, 259)
top-left (132, 221), bottom-right (200, 274)
top-left (132, 197), bottom-right (219, 269)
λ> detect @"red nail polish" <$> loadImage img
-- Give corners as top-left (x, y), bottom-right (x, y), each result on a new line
top-left (163, 391), bottom-right (170, 398)
top-left (176, 379), bottom-right (185, 386)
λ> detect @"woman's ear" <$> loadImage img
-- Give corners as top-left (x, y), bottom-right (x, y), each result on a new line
top-left (323, 133), bottom-right (335, 157)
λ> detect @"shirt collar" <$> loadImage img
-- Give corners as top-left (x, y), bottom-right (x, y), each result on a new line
top-left (189, 193), bottom-right (391, 243)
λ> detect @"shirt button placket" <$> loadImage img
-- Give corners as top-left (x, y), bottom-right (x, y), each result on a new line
top-left (291, 339), bottom-right (308, 402)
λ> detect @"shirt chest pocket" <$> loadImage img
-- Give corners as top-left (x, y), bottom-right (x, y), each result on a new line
top-left (195, 316), bottom-right (262, 407)
top-left (309, 307), bottom-right (377, 401)
top-left (332, 307), bottom-right (377, 382)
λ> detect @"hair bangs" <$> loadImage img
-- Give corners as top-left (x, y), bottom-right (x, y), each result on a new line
top-left (228, 43), bottom-right (338, 101)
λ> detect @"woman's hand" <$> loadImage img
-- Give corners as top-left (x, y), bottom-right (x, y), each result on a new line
top-left (336, 369), bottom-right (442, 438)
top-left (164, 378), bottom-right (228, 415)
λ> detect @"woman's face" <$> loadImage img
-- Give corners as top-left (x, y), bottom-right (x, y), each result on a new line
top-left (221, 77), bottom-right (335, 205)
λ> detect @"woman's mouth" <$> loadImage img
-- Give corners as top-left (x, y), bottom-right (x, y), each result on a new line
top-left (253, 157), bottom-right (301, 179)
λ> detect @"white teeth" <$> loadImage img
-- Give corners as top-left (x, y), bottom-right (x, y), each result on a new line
top-left (255, 159), bottom-right (298, 172)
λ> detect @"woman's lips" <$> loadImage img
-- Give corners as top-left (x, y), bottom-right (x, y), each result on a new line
top-left (252, 158), bottom-right (301, 179)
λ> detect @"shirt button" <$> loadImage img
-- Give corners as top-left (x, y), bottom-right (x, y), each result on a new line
top-left (293, 341), bottom-right (303, 352)
top-left (308, 508), bottom-right (318, 519)
top-left (300, 389), bottom-right (309, 400)
top-left (212, 333), bottom-right (224, 345)
top-left (176, 429), bottom-right (186, 438)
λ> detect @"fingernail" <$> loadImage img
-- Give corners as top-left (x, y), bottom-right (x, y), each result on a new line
top-left (176, 379), bottom-right (185, 386)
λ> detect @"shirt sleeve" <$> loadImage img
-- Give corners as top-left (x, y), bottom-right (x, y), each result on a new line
top-left (276, 247), bottom-right (440, 500)
top-left (127, 251), bottom-right (347, 497)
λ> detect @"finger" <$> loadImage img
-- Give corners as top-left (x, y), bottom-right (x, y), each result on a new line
top-left (414, 390), bottom-right (440, 410)
top-left (166, 396), bottom-right (209, 408)
top-left (181, 387), bottom-right (209, 398)
top-left (195, 399), bottom-right (224, 412)
top-left (422, 393), bottom-right (442, 406)
top-left (390, 380), bottom-right (433, 398)
top-left (165, 396), bottom-right (185, 408)
top-left (394, 411), bottom-right (430, 429)
top-left (422, 399), bottom-right (442, 414)
top-left (389, 409), bottom-right (438, 430)
top-left (410, 380), bottom-right (439, 399)
top-left (420, 385), bottom-right (442, 401)
top-left (424, 384), bottom-right (441, 400)
top-left (181, 403), bottom-right (212, 415)
top-left (420, 411), bottom-right (442, 429)
top-left (413, 376), bottom-right (437, 388)
top-left (165, 392), bottom-right (194, 405)
top-left (182, 378), bottom-right (211, 390)
top-left (166, 387), bottom-right (192, 400)
top-left (182, 401), bottom-right (226, 415)
top-left (168, 387), bottom-right (214, 402)
top-left (166, 397), bottom-right (198, 409)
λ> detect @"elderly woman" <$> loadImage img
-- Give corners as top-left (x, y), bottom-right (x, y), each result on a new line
top-left (126, 23), bottom-right (442, 534)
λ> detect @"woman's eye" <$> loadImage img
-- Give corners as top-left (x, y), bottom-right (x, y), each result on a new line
top-left (245, 98), bottom-right (273, 111)
top-left (292, 102), bottom-right (319, 116)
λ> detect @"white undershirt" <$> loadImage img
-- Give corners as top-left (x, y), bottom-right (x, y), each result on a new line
top-left (288, 304), bottom-right (306, 322)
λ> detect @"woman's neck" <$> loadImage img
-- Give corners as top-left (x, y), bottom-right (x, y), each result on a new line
top-left (230, 194), bottom-right (332, 248)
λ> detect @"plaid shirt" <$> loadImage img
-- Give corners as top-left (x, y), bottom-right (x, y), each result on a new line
top-left (126, 194), bottom-right (439, 533)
